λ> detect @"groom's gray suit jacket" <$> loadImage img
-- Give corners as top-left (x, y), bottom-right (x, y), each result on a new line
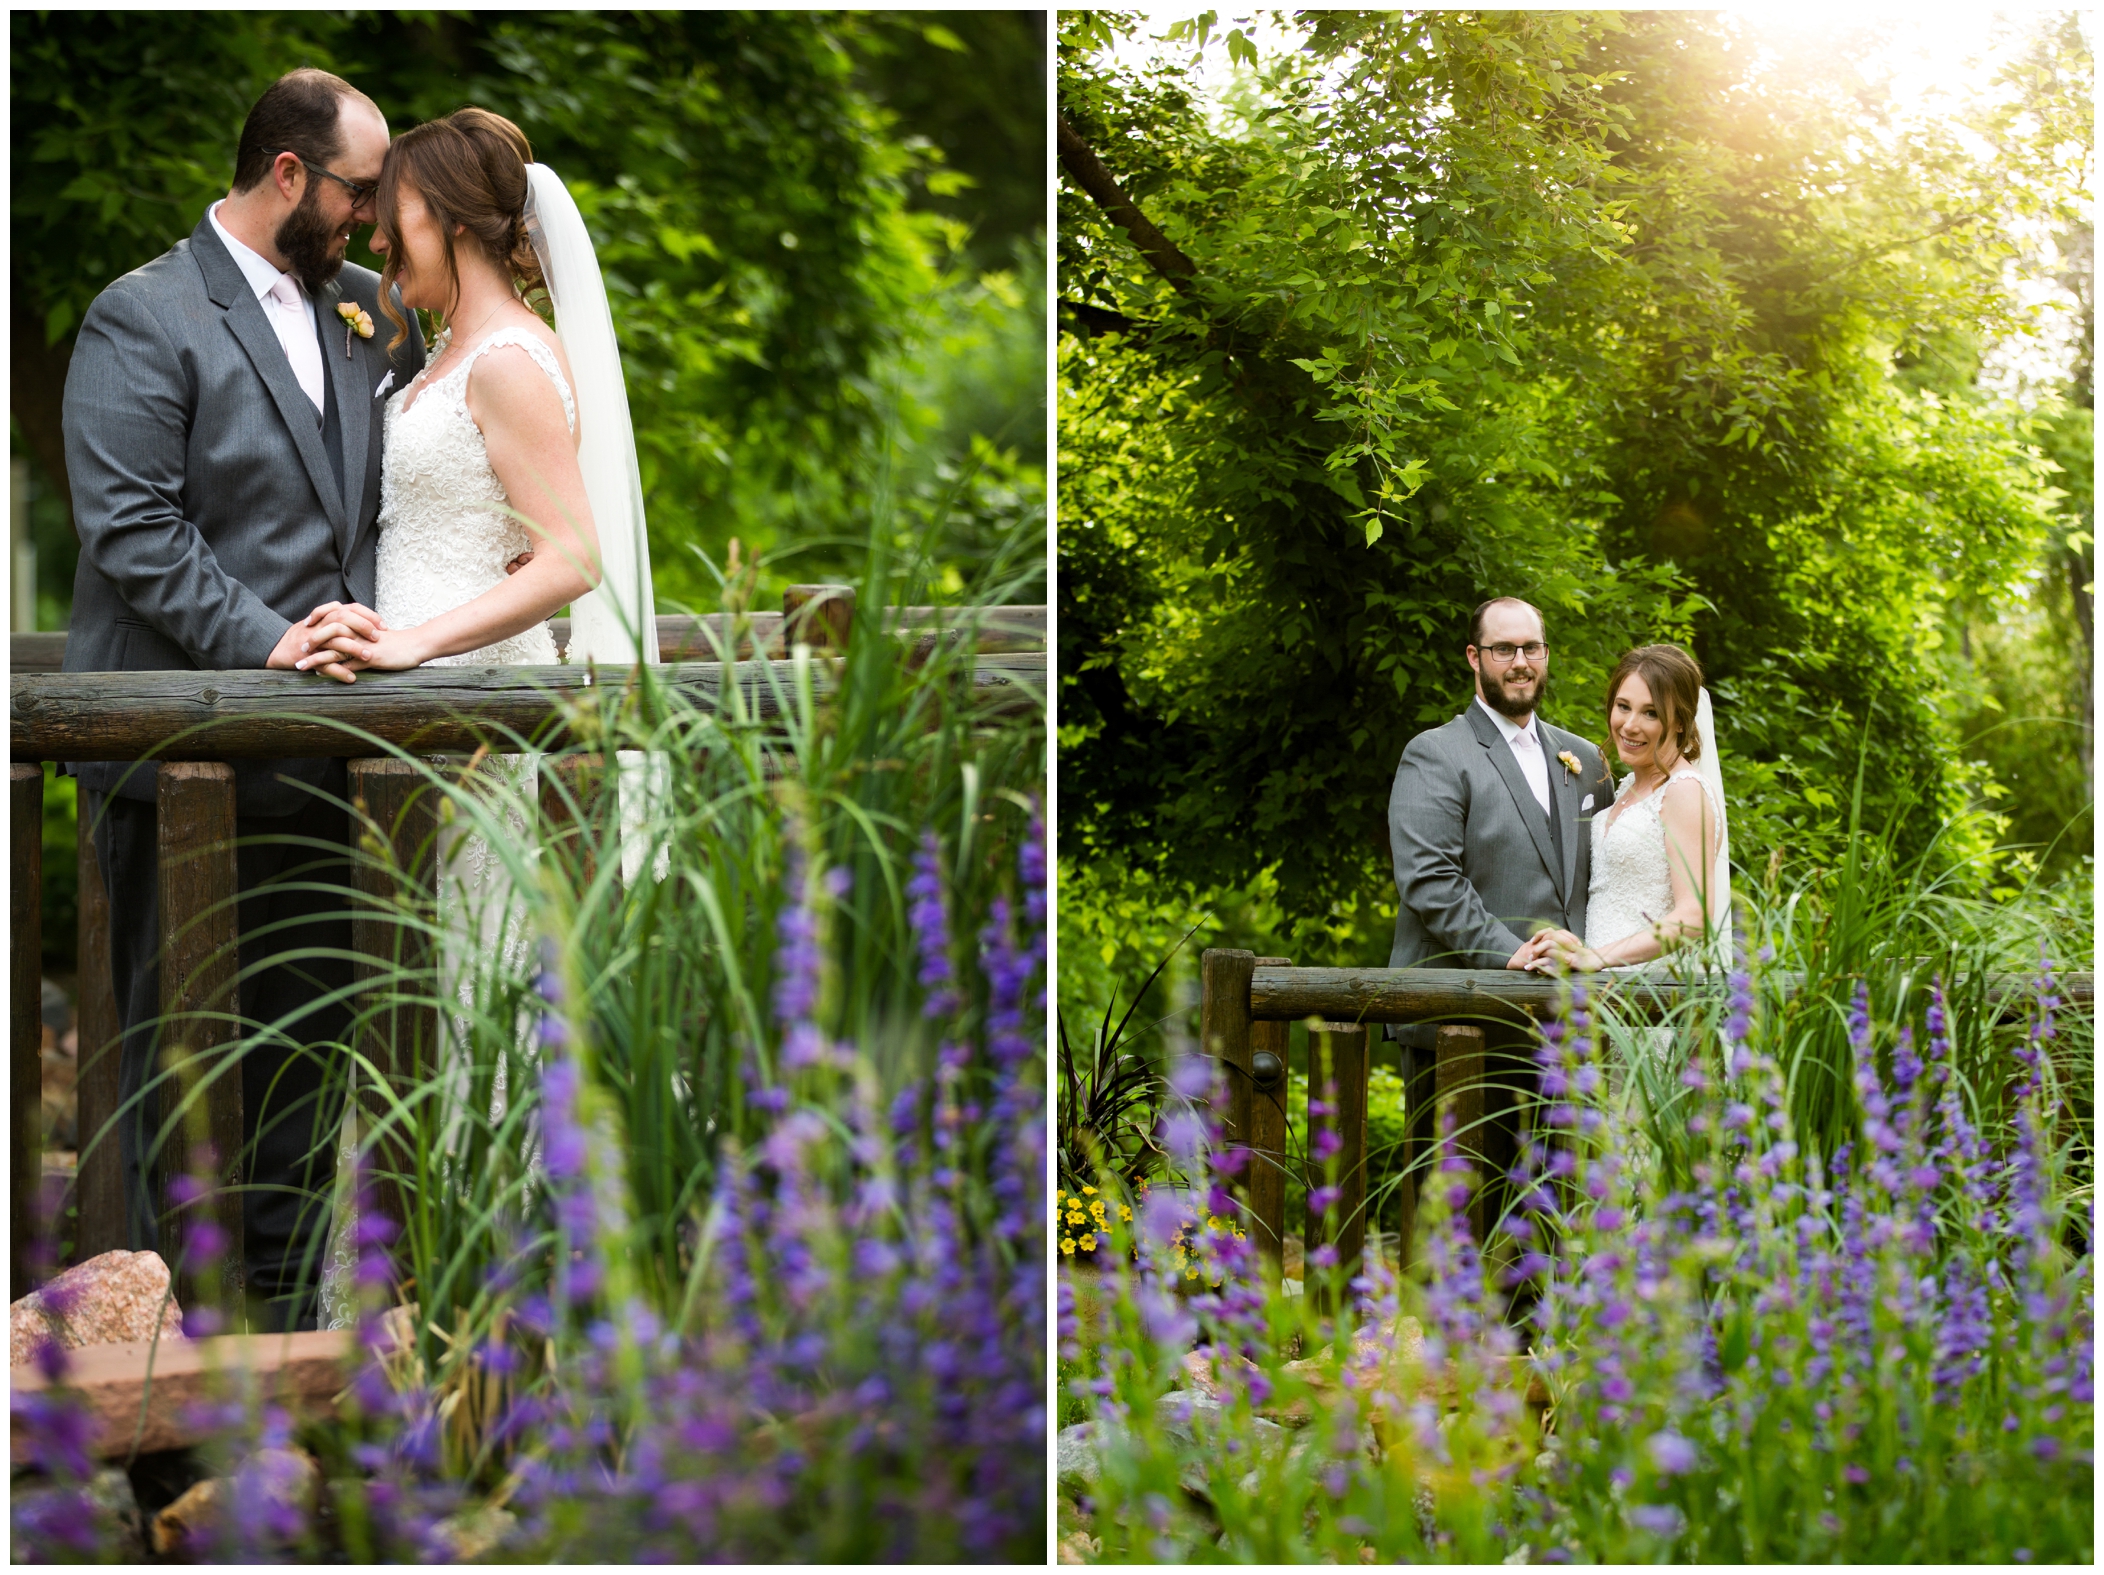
top-left (1386, 701), bottom-right (1616, 1048)
top-left (61, 212), bottom-right (426, 816)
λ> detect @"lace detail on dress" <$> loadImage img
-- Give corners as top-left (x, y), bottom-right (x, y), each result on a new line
top-left (1584, 767), bottom-right (1725, 955)
top-left (374, 326), bottom-right (573, 667)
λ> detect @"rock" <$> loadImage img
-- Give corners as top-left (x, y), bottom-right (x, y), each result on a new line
top-left (10, 1251), bottom-right (185, 1369)
top-left (1057, 1421), bottom-right (1116, 1492)
top-left (150, 1474), bottom-right (222, 1556)
top-left (86, 1466), bottom-right (144, 1559)
top-left (1057, 1529), bottom-right (1102, 1563)
top-left (432, 1503), bottom-right (517, 1561)
top-left (149, 1449), bottom-right (319, 1557)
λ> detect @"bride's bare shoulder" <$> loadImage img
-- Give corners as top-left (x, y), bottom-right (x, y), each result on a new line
top-left (464, 316), bottom-right (576, 430)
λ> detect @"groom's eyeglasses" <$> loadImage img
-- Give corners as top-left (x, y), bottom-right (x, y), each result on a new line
top-left (1475, 642), bottom-right (1549, 663)
top-left (267, 150), bottom-right (378, 209)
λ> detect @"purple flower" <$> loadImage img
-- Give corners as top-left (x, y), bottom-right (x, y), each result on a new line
top-left (1628, 1503), bottom-right (1684, 1538)
top-left (1647, 1430), bottom-right (1698, 1475)
top-left (907, 832), bottom-right (960, 1019)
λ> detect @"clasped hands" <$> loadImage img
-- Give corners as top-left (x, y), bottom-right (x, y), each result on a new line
top-left (266, 600), bottom-right (417, 682)
top-left (1510, 927), bottom-right (1604, 974)
top-left (265, 549), bottom-right (537, 683)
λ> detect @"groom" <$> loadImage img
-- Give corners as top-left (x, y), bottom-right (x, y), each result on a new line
top-left (1386, 598), bottom-right (1615, 1220)
top-left (62, 69), bottom-right (426, 1329)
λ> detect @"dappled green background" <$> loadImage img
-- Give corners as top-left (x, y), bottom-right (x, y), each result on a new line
top-left (13, 9), bottom-right (1045, 970)
top-left (13, 8), bottom-right (1045, 627)
top-left (1056, 11), bottom-right (2092, 1033)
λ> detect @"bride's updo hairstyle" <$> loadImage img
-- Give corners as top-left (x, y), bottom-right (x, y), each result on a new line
top-left (1605, 644), bottom-right (1704, 764)
top-left (374, 106), bottom-right (545, 350)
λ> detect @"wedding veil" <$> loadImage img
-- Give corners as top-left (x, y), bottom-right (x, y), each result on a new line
top-left (521, 163), bottom-right (659, 666)
top-left (522, 163), bottom-right (664, 884)
top-left (1693, 686), bottom-right (1732, 953)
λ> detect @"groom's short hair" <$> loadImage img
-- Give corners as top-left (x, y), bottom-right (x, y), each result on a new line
top-left (232, 69), bottom-right (377, 193)
top-left (1468, 596), bottom-right (1544, 648)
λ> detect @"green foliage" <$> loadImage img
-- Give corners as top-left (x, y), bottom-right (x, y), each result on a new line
top-left (1058, 10), bottom-right (2089, 930)
top-left (1057, 848), bottom-right (2093, 1561)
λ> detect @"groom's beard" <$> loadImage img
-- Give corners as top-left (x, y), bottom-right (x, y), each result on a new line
top-left (275, 185), bottom-right (347, 295)
top-left (1479, 666), bottom-right (1544, 719)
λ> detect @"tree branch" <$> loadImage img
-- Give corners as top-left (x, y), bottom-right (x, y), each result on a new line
top-left (1056, 112), bottom-right (1198, 288)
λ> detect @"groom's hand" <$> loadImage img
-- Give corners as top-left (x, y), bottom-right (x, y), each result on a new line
top-left (266, 619), bottom-right (355, 683)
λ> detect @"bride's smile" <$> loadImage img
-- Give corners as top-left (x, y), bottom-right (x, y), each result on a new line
top-left (1609, 672), bottom-right (1680, 780)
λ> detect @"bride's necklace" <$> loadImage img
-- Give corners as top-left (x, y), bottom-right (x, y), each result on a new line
top-left (428, 299), bottom-right (515, 373)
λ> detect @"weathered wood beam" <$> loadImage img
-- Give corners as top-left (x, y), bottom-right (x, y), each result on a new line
top-left (1247, 966), bottom-right (2096, 1024)
top-left (1245, 957), bottom-right (1291, 1287)
top-left (155, 762), bottom-right (245, 1317)
top-left (13, 652), bottom-right (1045, 763)
top-left (8, 1329), bottom-right (353, 1461)
top-left (75, 819), bottom-right (125, 1262)
top-left (13, 763), bottom-right (43, 1299)
top-left (11, 607), bottom-right (1048, 674)
top-left (1200, 949), bottom-right (1257, 1161)
top-left (1306, 1020), bottom-right (1368, 1313)
top-left (346, 758), bottom-right (445, 1265)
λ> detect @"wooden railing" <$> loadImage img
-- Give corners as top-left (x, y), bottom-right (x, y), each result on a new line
top-left (11, 588), bottom-right (1044, 1307)
top-left (1199, 949), bottom-right (2096, 1296)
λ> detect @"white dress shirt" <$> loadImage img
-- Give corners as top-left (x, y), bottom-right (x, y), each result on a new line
top-left (209, 201), bottom-right (325, 416)
top-left (1476, 695), bottom-right (1552, 815)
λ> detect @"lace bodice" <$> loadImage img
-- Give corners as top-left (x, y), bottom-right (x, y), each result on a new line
top-left (374, 326), bottom-right (573, 666)
top-left (1585, 767), bottom-right (1724, 952)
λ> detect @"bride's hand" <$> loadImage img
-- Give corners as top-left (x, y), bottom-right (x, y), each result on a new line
top-left (295, 625), bottom-right (431, 676)
top-left (302, 601), bottom-right (388, 637)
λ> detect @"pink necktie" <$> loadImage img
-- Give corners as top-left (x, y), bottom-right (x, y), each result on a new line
top-left (268, 274), bottom-right (326, 416)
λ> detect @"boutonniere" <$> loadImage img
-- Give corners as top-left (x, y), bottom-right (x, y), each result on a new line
top-left (1557, 749), bottom-right (1581, 779)
top-left (337, 300), bottom-right (374, 356)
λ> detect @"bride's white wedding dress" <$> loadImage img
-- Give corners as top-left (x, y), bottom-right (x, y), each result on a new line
top-left (314, 163), bottom-right (659, 1330)
top-left (315, 328), bottom-right (572, 1329)
top-left (1580, 688), bottom-right (1731, 1110)
top-left (1583, 686), bottom-right (1732, 971)
top-left (1584, 767), bottom-right (1728, 967)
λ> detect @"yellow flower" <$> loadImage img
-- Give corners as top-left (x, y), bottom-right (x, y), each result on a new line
top-left (1119, 1205), bottom-right (1133, 1222)
top-left (1060, 1237), bottom-right (1076, 1255)
top-left (336, 300), bottom-right (374, 339)
top-left (1055, 1189), bottom-right (1066, 1202)
top-left (1185, 1266), bottom-right (1200, 1280)
top-left (1081, 1185), bottom-right (1098, 1196)
top-left (1079, 1234), bottom-right (1097, 1252)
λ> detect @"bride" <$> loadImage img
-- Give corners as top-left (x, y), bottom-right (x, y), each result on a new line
top-left (1518, 643), bottom-right (1730, 976)
top-left (291, 108), bottom-right (657, 1326)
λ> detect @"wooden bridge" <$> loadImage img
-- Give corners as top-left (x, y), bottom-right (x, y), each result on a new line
top-left (1197, 947), bottom-right (2095, 1300)
top-left (11, 588), bottom-right (1044, 1309)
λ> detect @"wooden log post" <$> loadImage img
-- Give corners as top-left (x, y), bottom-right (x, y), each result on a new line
top-left (1395, 1030), bottom-right (1437, 1277)
top-left (1307, 1021), bottom-right (1369, 1313)
top-left (783, 585), bottom-right (855, 653)
top-left (1434, 1023), bottom-right (1490, 1245)
top-left (74, 816), bottom-right (125, 1262)
top-left (1199, 951), bottom-right (1257, 1200)
top-left (14, 763), bottom-right (44, 1298)
top-left (539, 752), bottom-right (617, 903)
top-left (1245, 957), bottom-right (1292, 1286)
top-left (347, 759), bottom-right (444, 1258)
top-left (155, 762), bottom-right (244, 1319)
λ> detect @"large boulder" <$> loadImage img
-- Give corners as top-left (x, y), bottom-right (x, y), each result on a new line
top-left (10, 1251), bottom-right (186, 1369)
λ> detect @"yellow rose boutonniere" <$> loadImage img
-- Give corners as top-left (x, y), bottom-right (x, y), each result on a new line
top-left (337, 301), bottom-right (375, 356)
top-left (1557, 749), bottom-right (1581, 779)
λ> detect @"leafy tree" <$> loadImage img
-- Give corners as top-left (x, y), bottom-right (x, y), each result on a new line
top-left (1058, 9), bottom-right (2083, 934)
